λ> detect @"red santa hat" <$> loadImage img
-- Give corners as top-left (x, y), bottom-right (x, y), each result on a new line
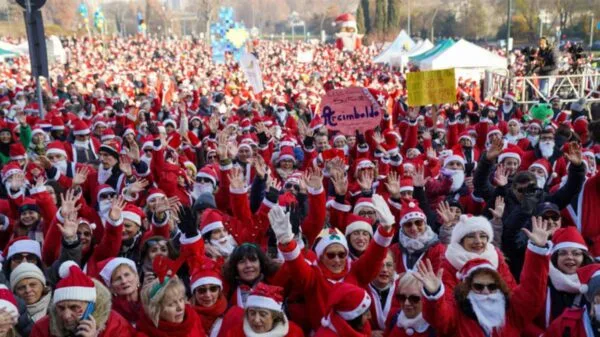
top-left (9, 143), bottom-right (26, 161)
top-left (0, 285), bottom-right (18, 318)
top-left (199, 209), bottom-right (224, 236)
top-left (146, 188), bottom-right (166, 202)
top-left (504, 92), bottom-right (516, 102)
top-left (333, 13), bottom-right (358, 30)
top-left (279, 135), bottom-right (297, 148)
top-left (54, 261), bottom-right (96, 304)
top-left (50, 116), bottom-right (64, 131)
top-left (486, 126), bottom-right (503, 140)
top-left (344, 214), bottom-right (373, 237)
top-left (443, 151), bottom-right (466, 168)
top-left (0, 96), bottom-right (10, 107)
top-left (354, 158), bottom-right (375, 175)
top-left (457, 258), bottom-right (497, 281)
top-left (528, 119), bottom-right (543, 131)
top-left (450, 215), bottom-right (494, 245)
top-left (399, 200), bottom-right (426, 226)
top-left (529, 158), bottom-right (552, 178)
top-left (309, 115), bottom-right (324, 131)
top-left (551, 227), bottom-right (588, 254)
top-left (285, 171), bottom-right (303, 186)
top-left (314, 228), bottom-right (348, 259)
top-left (4, 237), bottom-right (41, 261)
top-left (353, 197), bottom-right (375, 215)
top-left (578, 264), bottom-right (600, 296)
top-left (498, 148), bottom-right (522, 165)
top-left (196, 166), bottom-right (219, 187)
top-left (190, 259), bottom-right (223, 292)
top-left (163, 119), bottom-right (177, 129)
top-left (400, 177), bottom-right (414, 193)
top-left (325, 283), bottom-right (372, 321)
top-left (246, 283), bottom-right (284, 313)
top-left (1, 162), bottom-right (22, 182)
top-left (98, 257), bottom-right (137, 285)
top-left (277, 146), bottom-right (296, 164)
top-left (46, 141), bottom-right (67, 158)
top-left (122, 204), bottom-right (143, 225)
top-left (101, 129), bottom-right (116, 142)
top-left (573, 118), bottom-right (589, 136)
top-left (99, 139), bottom-right (121, 159)
top-left (72, 119), bottom-right (90, 136)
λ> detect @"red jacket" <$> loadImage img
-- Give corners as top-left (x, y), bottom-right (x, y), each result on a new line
top-left (31, 310), bottom-right (135, 337)
top-left (544, 307), bottom-right (593, 337)
top-left (222, 307), bottom-right (304, 337)
top-left (278, 226), bottom-right (394, 330)
top-left (136, 304), bottom-right (206, 337)
top-left (423, 244), bottom-right (550, 337)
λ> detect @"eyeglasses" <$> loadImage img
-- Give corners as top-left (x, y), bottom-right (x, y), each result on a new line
top-left (98, 192), bottom-right (117, 200)
top-left (542, 214), bottom-right (560, 221)
top-left (325, 251), bottom-right (347, 260)
top-left (207, 155), bottom-right (217, 160)
top-left (284, 182), bottom-right (299, 190)
top-left (557, 249), bottom-right (584, 258)
top-left (403, 219), bottom-right (424, 228)
top-left (396, 294), bottom-right (421, 304)
top-left (146, 239), bottom-right (168, 247)
top-left (11, 253), bottom-right (38, 264)
top-left (358, 210), bottom-right (376, 217)
top-left (196, 285), bottom-right (220, 294)
top-left (472, 282), bottom-right (499, 292)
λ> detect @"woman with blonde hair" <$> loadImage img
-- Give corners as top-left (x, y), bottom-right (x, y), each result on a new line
top-left (386, 273), bottom-right (432, 337)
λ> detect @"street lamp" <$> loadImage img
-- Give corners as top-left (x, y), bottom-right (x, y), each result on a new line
top-left (590, 11), bottom-right (595, 49)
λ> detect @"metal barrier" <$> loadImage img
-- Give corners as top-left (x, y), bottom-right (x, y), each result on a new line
top-left (484, 69), bottom-right (600, 109)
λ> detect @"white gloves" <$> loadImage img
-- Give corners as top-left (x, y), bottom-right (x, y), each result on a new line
top-left (268, 205), bottom-right (294, 244)
top-left (372, 194), bottom-right (395, 227)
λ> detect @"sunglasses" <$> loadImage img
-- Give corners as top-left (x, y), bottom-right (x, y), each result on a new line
top-left (99, 192), bottom-right (117, 200)
top-left (196, 285), bottom-right (220, 294)
top-left (77, 231), bottom-right (92, 238)
top-left (325, 251), bottom-right (347, 260)
top-left (358, 210), bottom-right (376, 217)
top-left (472, 282), bottom-right (499, 292)
top-left (396, 294), bottom-right (421, 304)
top-left (196, 177), bottom-right (213, 184)
top-left (403, 219), bottom-right (424, 228)
top-left (284, 183), bottom-right (299, 190)
top-left (542, 214), bottom-right (560, 221)
top-left (207, 155), bottom-right (217, 160)
top-left (12, 253), bottom-right (38, 264)
top-left (146, 239), bottom-right (168, 247)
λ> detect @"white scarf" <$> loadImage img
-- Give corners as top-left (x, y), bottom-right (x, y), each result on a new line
top-left (549, 263), bottom-right (581, 293)
top-left (396, 311), bottom-right (430, 333)
top-left (445, 242), bottom-right (499, 271)
top-left (398, 226), bottom-right (437, 253)
top-left (447, 169), bottom-right (465, 192)
top-left (73, 139), bottom-right (90, 149)
top-left (54, 160), bottom-right (68, 175)
top-left (27, 291), bottom-right (51, 322)
top-left (210, 235), bottom-right (237, 257)
top-left (98, 165), bottom-right (112, 184)
top-left (467, 291), bottom-right (506, 336)
top-left (242, 317), bottom-right (289, 337)
top-left (504, 133), bottom-right (523, 145)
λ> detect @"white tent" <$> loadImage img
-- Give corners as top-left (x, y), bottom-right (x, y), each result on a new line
top-left (418, 39), bottom-right (506, 71)
top-left (373, 30), bottom-right (415, 65)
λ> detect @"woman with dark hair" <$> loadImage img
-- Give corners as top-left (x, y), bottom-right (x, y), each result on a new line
top-left (524, 226), bottom-right (594, 337)
top-left (222, 242), bottom-right (281, 308)
top-left (414, 217), bottom-right (552, 337)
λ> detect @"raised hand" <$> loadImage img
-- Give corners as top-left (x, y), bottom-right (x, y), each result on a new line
top-left (411, 165), bottom-right (426, 187)
top-left (72, 166), bottom-right (90, 186)
top-left (119, 155), bottom-right (133, 177)
top-left (255, 121), bottom-right (266, 134)
top-left (522, 216), bottom-right (552, 247)
top-left (372, 131), bottom-right (385, 145)
top-left (208, 115), bottom-right (219, 133)
top-left (37, 155), bottom-right (52, 169)
top-left (384, 171), bottom-right (401, 199)
top-left (486, 137), bottom-right (504, 161)
top-left (565, 142), bottom-right (583, 166)
top-left (493, 164), bottom-right (509, 187)
top-left (216, 132), bottom-right (228, 160)
top-left (253, 154), bottom-right (268, 180)
top-left (227, 140), bottom-right (238, 159)
top-left (303, 166), bottom-right (324, 191)
top-left (128, 178), bottom-right (149, 194)
top-left (426, 147), bottom-right (437, 160)
top-left (167, 196), bottom-right (182, 214)
top-left (413, 259), bottom-right (443, 294)
top-left (489, 196), bottom-right (505, 220)
top-left (108, 196), bottom-right (126, 221)
top-left (34, 175), bottom-right (46, 190)
top-left (268, 205), bottom-right (293, 244)
top-left (60, 188), bottom-right (82, 219)
top-left (436, 201), bottom-right (454, 225)
top-left (357, 170), bottom-right (374, 192)
top-left (330, 169), bottom-right (348, 196)
top-left (126, 142), bottom-right (140, 163)
top-left (228, 167), bottom-right (246, 190)
top-left (57, 211), bottom-right (79, 241)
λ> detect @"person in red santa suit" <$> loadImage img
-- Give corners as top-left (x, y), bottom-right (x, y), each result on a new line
top-left (545, 264), bottom-right (600, 337)
top-left (189, 259), bottom-right (229, 337)
top-left (31, 262), bottom-right (136, 337)
top-left (272, 202), bottom-right (395, 332)
top-left (385, 273), bottom-right (433, 337)
top-left (223, 283), bottom-right (303, 337)
top-left (498, 92), bottom-right (523, 121)
top-left (523, 226), bottom-right (594, 337)
top-left (414, 217), bottom-right (552, 337)
top-left (63, 119), bottom-right (100, 164)
top-left (366, 251), bottom-right (399, 334)
top-left (441, 215), bottom-right (518, 293)
top-left (333, 13), bottom-right (363, 52)
top-left (389, 199), bottom-right (445, 274)
top-left (314, 282), bottom-right (373, 337)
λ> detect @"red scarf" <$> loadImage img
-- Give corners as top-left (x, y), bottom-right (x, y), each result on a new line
top-left (192, 295), bottom-right (228, 333)
top-left (317, 260), bottom-right (349, 282)
top-left (137, 304), bottom-right (205, 337)
top-left (112, 294), bottom-right (142, 323)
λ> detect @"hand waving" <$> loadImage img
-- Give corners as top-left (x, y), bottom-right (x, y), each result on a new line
top-left (72, 166), bottom-right (90, 186)
top-left (330, 169), bottom-right (348, 196)
top-left (108, 196), bottom-right (126, 222)
top-left (493, 164), bottom-right (509, 187)
top-left (522, 216), bottom-right (553, 247)
top-left (413, 259), bottom-right (443, 294)
top-left (384, 171), bottom-right (401, 199)
top-left (228, 167), bottom-right (246, 190)
top-left (564, 142), bottom-right (583, 166)
top-left (486, 137), bottom-right (503, 161)
top-left (357, 170), bottom-right (374, 192)
top-left (488, 196), bottom-right (505, 220)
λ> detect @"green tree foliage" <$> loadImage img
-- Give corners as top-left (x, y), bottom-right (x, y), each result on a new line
top-left (375, 0), bottom-right (387, 33)
top-left (356, 1), bottom-right (367, 34)
top-left (387, 0), bottom-right (400, 33)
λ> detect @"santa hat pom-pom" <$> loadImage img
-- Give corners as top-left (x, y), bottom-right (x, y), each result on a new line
top-left (59, 261), bottom-right (79, 279)
top-left (408, 202), bottom-right (416, 208)
top-left (580, 284), bottom-right (588, 294)
top-left (552, 172), bottom-right (558, 178)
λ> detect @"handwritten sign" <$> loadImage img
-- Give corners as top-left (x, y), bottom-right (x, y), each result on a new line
top-left (239, 52), bottom-right (264, 93)
top-left (406, 68), bottom-right (456, 106)
top-left (319, 87), bottom-right (382, 135)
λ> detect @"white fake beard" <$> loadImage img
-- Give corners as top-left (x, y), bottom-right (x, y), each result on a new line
top-left (98, 200), bottom-right (112, 218)
top-left (467, 291), bottom-right (506, 336)
top-left (448, 169), bottom-right (465, 192)
top-left (192, 183), bottom-right (214, 199)
top-left (16, 100), bottom-right (26, 108)
top-left (276, 110), bottom-right (288, 121)
top-left (503, 103), bottom-right (513, 112)
top-left (54, 160), bottom-right (68, 175)
top-left (140, 155), bottom-right (152, 166)
top-left (527, 135), bottom-right (539, 147)
top-left (210, 235), bottom-right (237, 256)
top-left (539, 141), bottom-right (555, 158)
top-left (504, 133), bottom-right (521, 145)
top-left (535, 175), bottom-right (547, 189)
top-left (73, 139), bottom-right (89, 149)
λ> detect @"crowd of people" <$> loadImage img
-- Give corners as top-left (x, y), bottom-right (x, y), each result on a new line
top-left (0, 33), bottom-right (597, 337)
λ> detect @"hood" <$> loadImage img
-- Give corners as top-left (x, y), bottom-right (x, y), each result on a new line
top-left (49, 279), bottom-right (112, 337)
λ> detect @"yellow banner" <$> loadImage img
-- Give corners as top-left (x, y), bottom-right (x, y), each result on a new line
top-left (406, 68), bottom-right (456, 106)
